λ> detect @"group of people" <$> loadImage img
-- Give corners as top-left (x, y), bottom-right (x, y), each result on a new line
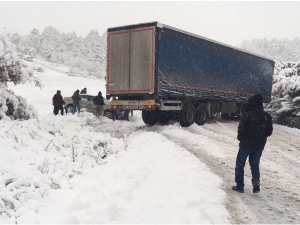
top-left (51, 88), bottom-right (106, 117)
top-left (51, 89), bottom-right (83, 116)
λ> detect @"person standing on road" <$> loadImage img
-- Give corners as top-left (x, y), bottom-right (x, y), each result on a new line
top-left (232, 94), bottom-right (273, 194)
top-left (52, 90), bottom-right (64, 116)
top-left (72, 90), bottom-right (81, 114)
top-left (93, 91), bottom-right (105, 117)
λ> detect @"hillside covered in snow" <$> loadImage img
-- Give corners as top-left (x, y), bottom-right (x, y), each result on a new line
top-left (9, 27), bottom-right (107, 79)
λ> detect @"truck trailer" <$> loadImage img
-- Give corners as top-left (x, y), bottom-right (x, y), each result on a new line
top-left (106, 22), bottom-right (274, 127)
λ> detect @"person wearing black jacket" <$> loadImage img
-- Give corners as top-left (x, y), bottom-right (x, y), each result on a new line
top-left (93, 91), bottom-right (105, 117)
top-left (52, 90), bottom-right (64, 115)
top-left (232, 94), bottom-right (273, 194)
top-left (80, 88), bottom-right (87, 94)
top-left (72, 90), bottom-right (81, 114)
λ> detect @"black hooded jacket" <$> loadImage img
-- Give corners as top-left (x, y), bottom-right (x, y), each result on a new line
top-left (52, 91), bottom-right (64, 106)
top-left (238, 94), bottom-right (273, 150)
top-left (93, 92), bottom-right (104, 106)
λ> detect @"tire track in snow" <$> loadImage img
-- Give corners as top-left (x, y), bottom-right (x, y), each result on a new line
top-left (149, 124), bottom-right (300, 224)
top-left (91, 118), bottom-right (300, 223)
top-left (152, 126), bottom-right (255, 224)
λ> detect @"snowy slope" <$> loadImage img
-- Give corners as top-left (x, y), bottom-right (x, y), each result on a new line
top-left (1, 60), bottom-right (300, 224)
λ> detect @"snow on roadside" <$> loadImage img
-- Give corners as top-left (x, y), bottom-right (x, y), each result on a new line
top-left (0, 114), bottom-right (125, 223)
top-left (1, 62), bottom-right (230, 223)
top-left (35, 129), bottom-right (229, 224)
top-left (0, 114), bottom-right (230, 223)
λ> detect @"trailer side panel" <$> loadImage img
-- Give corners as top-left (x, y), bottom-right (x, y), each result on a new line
top-left (156, 27), bottom-right (274, 102)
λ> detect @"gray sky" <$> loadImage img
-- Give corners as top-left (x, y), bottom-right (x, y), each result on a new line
top-left (0, 1), bottom-right (300, 46)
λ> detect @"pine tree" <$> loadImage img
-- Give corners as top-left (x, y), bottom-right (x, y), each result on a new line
top-left (0, 34), bottom-right (42, 120)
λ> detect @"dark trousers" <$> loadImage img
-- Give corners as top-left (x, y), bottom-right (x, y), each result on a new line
top-left (235, 148), bottom-right (262, 188)
top-left (112, 110), bottom-right (117, 121)
top-left (95, 105), bottom-right (102, 117)
top-left (54, 106), bottom-right (64, 115)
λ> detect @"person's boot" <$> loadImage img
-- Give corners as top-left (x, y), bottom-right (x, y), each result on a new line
top-left (232, 186), bottom-right (244, 193)
top-left (253, 181), bottom-right (260, 193)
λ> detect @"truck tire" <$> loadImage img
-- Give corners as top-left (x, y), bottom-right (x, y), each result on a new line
top-left (158, 112), bottom-right (171, 125)
top-left (208, 102), bottom-right (220, 119)
top-left (171, 112), bottom-right (180, 122)
top-left (142, 110), bottom-right (158, 126)
top-left (195, 103), bottom-right (207, 125)
top-left (104, 110), bottom-right (112, 119)
top-left (179, 103), bottom-right (196, 127)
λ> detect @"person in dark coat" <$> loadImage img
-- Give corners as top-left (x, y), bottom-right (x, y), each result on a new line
top-left (52, 90), bottom-right (64, 115)
top-left (72, 90), bottom-right (81, 114)
top-left (80, 88), bottom-right (87, 94)
top-left (232, 94), bottom-right (273, 194)
top-left (93, 91), bottom-right (105, 117)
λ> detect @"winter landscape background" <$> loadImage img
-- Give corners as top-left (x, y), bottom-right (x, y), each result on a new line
top-left (5, 25), bottom-right (300, 127)
top-left (1, 2), bottom-right (300, 223)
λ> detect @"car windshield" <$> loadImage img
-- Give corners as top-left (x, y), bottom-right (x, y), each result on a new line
top-left (80, 94), bottom-right (95, 102)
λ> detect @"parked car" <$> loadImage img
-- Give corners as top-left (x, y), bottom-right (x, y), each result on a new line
top-left (64, 94), bottom-right (129, 120)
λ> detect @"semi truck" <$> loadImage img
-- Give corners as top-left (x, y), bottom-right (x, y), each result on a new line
top-left (106, 22), bottom-right (274, 127)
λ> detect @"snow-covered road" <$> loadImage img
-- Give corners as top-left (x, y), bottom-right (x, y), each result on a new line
top-left (2, 60), bottom-right (300, 224)
top-left (152, 121), bottom-right (300, 223)
top-left (96, 118), bottom-right (300, 223)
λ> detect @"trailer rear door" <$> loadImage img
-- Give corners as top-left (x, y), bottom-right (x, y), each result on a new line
top-left (107, 26), bottom-right (155, 94)
top-left (129, 27), bottom-right (155, 93)
top-left (107, 30), bottom-right (130, 93)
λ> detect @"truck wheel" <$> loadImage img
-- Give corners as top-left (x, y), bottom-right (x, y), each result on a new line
top-left (142, 110), bottom-right (158, 126)
top-left (179, 103), bottom-right (196, 127)
top-left (195, 103), bottom-right (207, 125)
top-left (158, 112), bottom-right (171, 125)
top-left (171, 112), bottom-right (180, 121)
top-left (104, 110), bottom-right (112, 119)
top-left (209, 102), bottom-right (220, 119)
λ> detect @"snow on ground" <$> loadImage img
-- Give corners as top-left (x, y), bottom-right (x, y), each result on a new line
top-left (1, 59), bottom-right (300, 224)
top-left (1, 61), bottom-right (230, 223)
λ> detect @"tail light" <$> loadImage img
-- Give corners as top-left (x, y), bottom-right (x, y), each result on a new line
top-left (109, 105), bottom-right (117, 109)
top-left (147, 105), bottom-right (155, 109)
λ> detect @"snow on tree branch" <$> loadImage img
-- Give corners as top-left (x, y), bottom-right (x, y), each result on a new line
top-left (0, 34), bottom-right (41, 120)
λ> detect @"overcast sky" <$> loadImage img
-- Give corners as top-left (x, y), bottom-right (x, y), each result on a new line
top-left (1, 1), bottom-right (300, 46)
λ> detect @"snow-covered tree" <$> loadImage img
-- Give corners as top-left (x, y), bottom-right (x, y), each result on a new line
top-left (7, 26), bottom-right (107, 78)
top-left (0, 34), bottom-right (42, 120)
top-left (266, 60), bottom-right (300, 118)
top-left (10, 32), bottom-right (36, 57)
top-left (26, 28), bottom-right (41, 52)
